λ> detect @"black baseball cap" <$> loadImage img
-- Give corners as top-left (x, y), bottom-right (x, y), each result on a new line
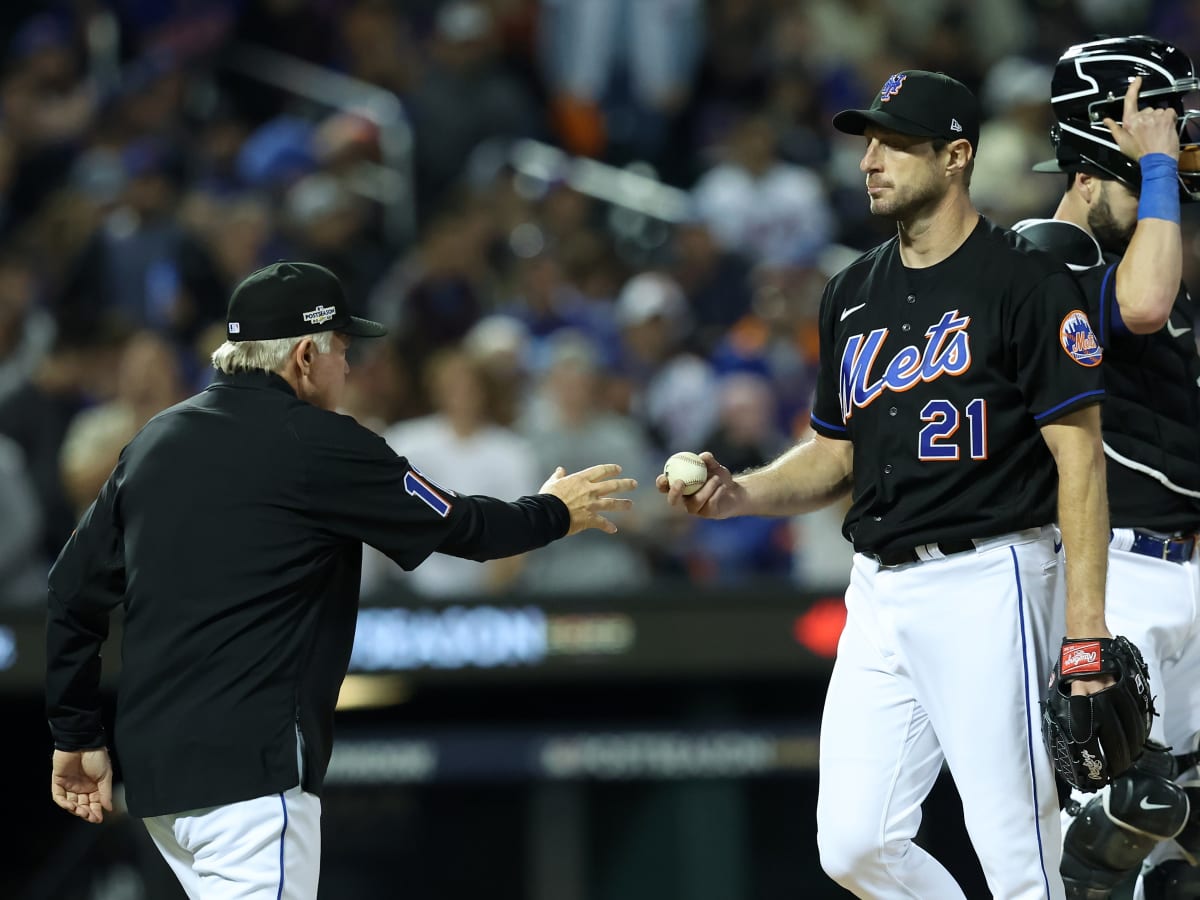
top-left (833, 70), bottom-right (980, 150)
top-left (226, 261), bottom-right (387, 342)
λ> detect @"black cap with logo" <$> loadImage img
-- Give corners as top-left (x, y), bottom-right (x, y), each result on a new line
top-left (225, 261), bottom-right (388, 342)
top-left (833, 70), bottom-right (980, 150)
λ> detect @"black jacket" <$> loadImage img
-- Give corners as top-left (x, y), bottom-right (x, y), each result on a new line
top-left (46, 370), bottom-right (569, 817)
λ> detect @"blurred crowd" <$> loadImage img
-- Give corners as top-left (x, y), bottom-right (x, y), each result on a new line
top-left (1, 0), bottom-right (1198, 607)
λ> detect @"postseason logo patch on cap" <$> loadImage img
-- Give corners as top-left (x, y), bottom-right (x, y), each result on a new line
top-left (302, 305), bottom-right (337, 326)
top-left (1059, 310), bottom-right (1102, 367)
top-left (880, 73), bottom-right (906, 102)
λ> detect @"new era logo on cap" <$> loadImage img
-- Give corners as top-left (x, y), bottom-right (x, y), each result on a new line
top-left (951, 118), bottom-right (963, 132)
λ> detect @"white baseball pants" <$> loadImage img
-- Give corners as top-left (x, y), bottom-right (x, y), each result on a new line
top-left (817, 526), bottom-right (1066, 899)
top-left (142, 785), bottom-right (322, 900)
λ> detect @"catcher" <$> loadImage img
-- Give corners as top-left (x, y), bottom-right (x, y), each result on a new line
top-left (1023, 35), bottom-right (1200, 899)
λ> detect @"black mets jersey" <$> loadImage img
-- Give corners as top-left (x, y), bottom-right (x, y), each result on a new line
top-left (810, 216), bottom-right (1104, 556)
top-left (1015, 218), bottom-right (1200, 532)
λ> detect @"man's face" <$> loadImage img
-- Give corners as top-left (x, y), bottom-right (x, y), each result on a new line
top-left (859, 126), bottom-right (947, 220)
top-left (303, 332), bottom-right (351, 411)
top-left (1087, 179), bottom-right (1138, 255)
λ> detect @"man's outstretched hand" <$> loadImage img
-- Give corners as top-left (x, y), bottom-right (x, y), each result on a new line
top-left (541, 464), bottom-right (637, 536)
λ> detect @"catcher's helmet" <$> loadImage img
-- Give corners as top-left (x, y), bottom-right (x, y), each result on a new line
top-left (1035, 35), bottom-right (1200, 199)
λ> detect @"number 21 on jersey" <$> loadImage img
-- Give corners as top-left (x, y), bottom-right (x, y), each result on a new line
top-left (918, 398), bottom-right (987, 461)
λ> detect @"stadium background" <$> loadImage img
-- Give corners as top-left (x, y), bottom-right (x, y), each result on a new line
top-left (1, 1), bottom-right (1198, 897)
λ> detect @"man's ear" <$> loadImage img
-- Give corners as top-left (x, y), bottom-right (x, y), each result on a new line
top-left (1074, 171), bottom-right (1097, 203)
top-left (292, 337), bottom-right (315, 375)
top-left (944, 138), bottom-right (973, 177)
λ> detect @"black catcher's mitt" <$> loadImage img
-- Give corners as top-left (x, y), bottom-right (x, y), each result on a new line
top-left (1041, 635), bottom-right (1154, 791)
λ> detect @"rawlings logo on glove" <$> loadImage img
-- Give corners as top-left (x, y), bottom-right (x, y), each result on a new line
top-left (1041, 635), bottom-right (1154, 791)
top-left (1061, 641), bottom-right (1101, 675)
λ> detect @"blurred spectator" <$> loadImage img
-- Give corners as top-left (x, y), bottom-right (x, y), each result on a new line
top-left (182, 98), bottom-right (253, 196)
top-left (681, 0), bottom-right (773, 167)
top-left (408, 0), bottom-right (542, 218)
top-left (684, 372), bottom-right (794, 582)
top-left (107, 51), bottom-right (188, 144)
top-left (701, 372), bottom-right (790, 474)
top-left (971, 56), bottom-right (1059, 226)
top-left (362, 347), bottom-right (541, 598)
top-left (56, 137), bottom-right (227, 345)
top-left (59, 329), bottom-right (187, 515)
top-left (1, 12), bottom-right (96, 233)
top-left (0, 249), bottom-right (54, 405)
top-left (516, 330), bottom-right (656, 593)
top-left (799, 0), bottom-right (890, 75)
top-left (235, 115), bottom-right (317, 192)
top-left (691, 114), bottom-right (834, 268)
top-left (336, 0), bottom-right (417, 97)
top-left (313, 109), bottom-right (383, 177)
top-left (0, 432), bottom-right (46, 607)
top-left (338, 335), bottom-right (420, 434)
top-left (368, 203), bottom-right (499, 380)
top-left (278, 171), bottom-right (389, 311)
top-left (709, 247), bottom-right (858, 436)
top-left (538, 183), bottom-right (599, 249)
top-left (0, 322), bottom-right (127, 560)
top-left (886, 0), bottom-right (1030, 74)
top-left (611, 270), bottom-right (718, 453)
top-left (497, 251), bottom-right (616, 366)
top-left (668, 214), bottom-right (753, 354)
top-left (791, 498), bottom-right (855, 591)
top-left (180, 192), bottom-right (274, 298)
top-left (462, 313), bottom-right (533, 427)
top-left (538, 0), bottom-right (705, 165)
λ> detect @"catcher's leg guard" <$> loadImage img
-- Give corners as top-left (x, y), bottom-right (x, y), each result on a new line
top-left (1062, 754), bottom-right (1190, 899)
top-left (1141, 859), bottom-right (1200, 900)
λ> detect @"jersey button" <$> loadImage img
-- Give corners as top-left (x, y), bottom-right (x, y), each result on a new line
top-left (872, 515), bottom-right (883, 522)
top-left (889, 407), bottom-right (897, 416)
top-left (883, 464), bottom-right (893, 474)
top-left (906, 294), bottom-right (916, 303)
top-left (901, 323), bottom-right (911, 332)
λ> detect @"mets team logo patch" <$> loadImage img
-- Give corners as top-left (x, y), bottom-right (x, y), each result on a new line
top-left (1059, 310), bottom-right (1102, 367)
top-left (880, 73), bottom-right (906, 102)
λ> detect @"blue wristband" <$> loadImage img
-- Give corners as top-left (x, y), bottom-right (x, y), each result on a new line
top-left (1138, 153), bottom-right (1180, 223)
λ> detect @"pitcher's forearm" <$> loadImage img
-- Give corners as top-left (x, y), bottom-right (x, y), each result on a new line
top-left (737, 436), bottom-right (853, 517)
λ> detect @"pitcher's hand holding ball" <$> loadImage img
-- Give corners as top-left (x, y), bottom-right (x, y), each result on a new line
top-left (656, 451), bottom-right (746, 518)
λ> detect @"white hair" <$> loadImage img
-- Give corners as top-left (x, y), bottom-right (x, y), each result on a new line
top-left (211, 331), bottom-right (334, 375)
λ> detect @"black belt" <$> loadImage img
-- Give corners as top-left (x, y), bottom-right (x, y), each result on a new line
top-left (1126, 530), bottom-right (1197, 564)
top-left (870, 539), bottom-right (977, 568)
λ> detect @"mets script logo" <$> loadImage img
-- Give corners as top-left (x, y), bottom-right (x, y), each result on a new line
top-left (839, 310), bottom-right (972, 419)
top-left (302, 304), bottom-right (337, 326)
top-left (1060, 310), bottom-right (1101, 367)
top-left (880, 73), bottom-right (907, 102)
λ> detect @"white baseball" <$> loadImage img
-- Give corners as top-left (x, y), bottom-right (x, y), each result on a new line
top-left (663, 451), bottom-right (708, 496)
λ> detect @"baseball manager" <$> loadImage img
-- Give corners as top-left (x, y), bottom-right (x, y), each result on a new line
top-left (45, 261), bottom-right (637, 899)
